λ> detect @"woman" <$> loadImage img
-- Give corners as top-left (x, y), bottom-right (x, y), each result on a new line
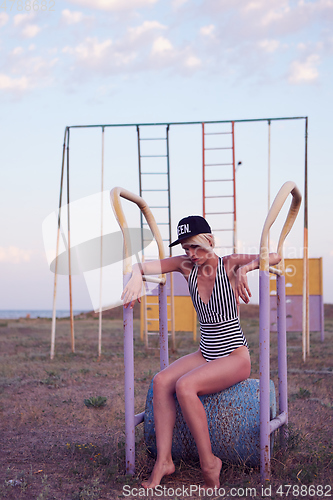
top-left (122, 215), bottom-right (281, 489)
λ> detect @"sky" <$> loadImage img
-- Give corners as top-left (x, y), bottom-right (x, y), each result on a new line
top-left (0, 0), bottom-right (333, 312)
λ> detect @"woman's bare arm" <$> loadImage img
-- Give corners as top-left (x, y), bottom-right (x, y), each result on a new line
top-left (224, 253), bottom-right (281, 305)
top-left (121, 255), bottom-right (190, 309)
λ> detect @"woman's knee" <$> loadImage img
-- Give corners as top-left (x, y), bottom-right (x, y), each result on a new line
top-left (235, 358), bottom-right (251, 383)
top-left (153, 369), bottom-right (174, 394)
top-left (175, 375), bottom-right (195, 401)
top-left (241, 356), bottom-right (251, 379)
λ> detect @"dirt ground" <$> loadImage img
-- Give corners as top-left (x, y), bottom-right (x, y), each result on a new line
top-left (0, 305), bottom-right (332, 500)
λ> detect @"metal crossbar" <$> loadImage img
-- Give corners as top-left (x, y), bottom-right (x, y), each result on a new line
top-left (205, 163), bottom-right (233, 166)
top-left (204, 180), bottom-right (233, 184)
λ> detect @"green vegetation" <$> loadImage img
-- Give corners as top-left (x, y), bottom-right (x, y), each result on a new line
top-left (84, 396), bottom-right (107, 408)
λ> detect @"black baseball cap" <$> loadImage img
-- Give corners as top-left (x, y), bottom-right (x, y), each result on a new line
top-left (169, 216), bottom-right (212, 247)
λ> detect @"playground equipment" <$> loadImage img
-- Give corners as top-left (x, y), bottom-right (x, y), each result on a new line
top-left (111, 181), bottom-right (302, 483)
top-left (270, 258), bottom-right (324, 343)
top-left (50, 117), bottom-right (309, 361)
top-left (258, 181), bottom-right (301, 480)
top-left (202, 121), bottom-right (237, 253)
top-left (140, 272), bottom-right (197, 344)
top-left (110, 186), bottom-right (169, 475)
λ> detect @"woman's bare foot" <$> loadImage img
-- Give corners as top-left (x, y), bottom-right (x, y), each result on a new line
top-left (142, 460), bottom-right (175, 489)
top-left (201, 455), bottom-right (222, 489)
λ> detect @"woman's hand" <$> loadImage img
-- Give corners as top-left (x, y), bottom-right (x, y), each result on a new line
top-left (121, 272), bottom-right (143, 309)
top-left (234, 266), bottom-right (252, 305)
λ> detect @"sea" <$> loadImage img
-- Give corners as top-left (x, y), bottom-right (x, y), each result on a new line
top-left (0, 310), bottom-right (89, 319)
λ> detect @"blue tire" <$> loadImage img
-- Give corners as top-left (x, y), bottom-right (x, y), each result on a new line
top-left (144, 378), bottom-right (276, 466)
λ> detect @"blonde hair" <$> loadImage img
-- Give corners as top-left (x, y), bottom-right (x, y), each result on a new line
top-left (181, 233), bottom-right (215, 250)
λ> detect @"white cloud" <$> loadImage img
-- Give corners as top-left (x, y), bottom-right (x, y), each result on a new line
top-left (260, 5), bottom-right (290, 27)
top-left (12, 13), bottom-right (40, 38)
top-left (0, 74), bottom-right (29, 91)
top-left (61, 30), bottom-right (202, 80)
top-left (13, 13), bottom-right (36, 27)
top-left (21, 24), bottom-right (41, 38)
top-left (0, 53), bottom-right (58, 95)
top-left (61, 9), bottom-right (85, 25)
top-left (258, 39), bottom-right (280, 53)
top-left (185, 55), bottom-right (201, 68)
top-left (11, 47), bottom-right (24, 56)
top-left (297, 42), bottom-right (307, 51)
top-left (203, 0), bottom-right (333, 40)
top-left (149, 36), bottom-right (202, 74)
top-left (128, 20), bottom-right (166, 39)
top-left (67, 0), bottom-right (157, 11)
top-left (151, 36), bottom-right (173, 55)
top-left (200, 25), bottom-right (215, 37)
top-left (0, 246), bottom-right (32, 263)
top-left (0, 12), bottom-right (9, 27)
top-left (63, 37), bottom-right (113, 62)
top-left (288, 54), bottom-right (320, 84)
top-left (62, 37), bottom-right (138, 74)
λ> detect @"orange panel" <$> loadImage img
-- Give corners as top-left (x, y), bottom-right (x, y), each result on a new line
top-left (145, 296), bottom-right (196, 333)
top-left (269, 258), bottom-right (322, 296)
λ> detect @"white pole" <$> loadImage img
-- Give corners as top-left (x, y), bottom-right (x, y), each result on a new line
top-left (268, 120), bottom-right (271, 252)
top-left (98, 127), bottom-right (105, 358)
top-left (51, 128), bottom-right (68, 359)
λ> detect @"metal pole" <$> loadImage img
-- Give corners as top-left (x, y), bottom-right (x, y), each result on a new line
top-left (98, 126), bottom-right (105, 358)
top-left (68, 116), bottom-right (307, 131)
top-left (259, 181), bottom-right (302, 482)
top-left (123, 272), bottom-right (135, 474)
top-left (136, 126), bottom-right (147, 345)
top-left (302, 117), bottom-right (309, 361)
top-left (110, 187), bottom-right (168, 474)
top-left (66, 128), bottom-right (75, 353)
top-left (232, 121), bottom-right (237, 253)
top-left (268, 120), bottom-right (271, 252)
top-left (51, 127), bottom-right (68, 359)
top-left (276, 273), bottom-right (288, 449)
top-left (319, 258), bottom-right (325, 342)
top-left (136, 126), bottom-right (144, 247)
top-left (259, 269), bottom-right (271, 482)
top-left (166, 125), bottom-right (175, 351)
top-left (158, 282), bottom-right (169, 369)
top-left (202, 123), bottom-right (205, 217)
top-left (166, 125), bottom-right (172, 251)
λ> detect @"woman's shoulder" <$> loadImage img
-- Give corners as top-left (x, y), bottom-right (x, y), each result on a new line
top-left (220, 254), bottom-right (238, 277)
top-left (160, 254), bottom-right (194, 278)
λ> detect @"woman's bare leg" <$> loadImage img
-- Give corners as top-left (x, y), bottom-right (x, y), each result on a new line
top-left (175, 347), bottom-right (251, 488)
top-left (142, 350), bottom-right (207, 488)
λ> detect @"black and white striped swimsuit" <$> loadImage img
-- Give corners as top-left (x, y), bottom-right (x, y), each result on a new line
top-left (188, 257), bottom-right (248, 361)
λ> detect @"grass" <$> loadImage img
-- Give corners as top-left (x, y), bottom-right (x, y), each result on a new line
top-left (84, 397), bottom-right (108, 408)
top-left (0, 307), bottom-right (332, 499)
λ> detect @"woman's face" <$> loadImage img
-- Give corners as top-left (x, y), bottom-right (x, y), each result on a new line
top-left (181, 242), bottom-right (212, 265)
